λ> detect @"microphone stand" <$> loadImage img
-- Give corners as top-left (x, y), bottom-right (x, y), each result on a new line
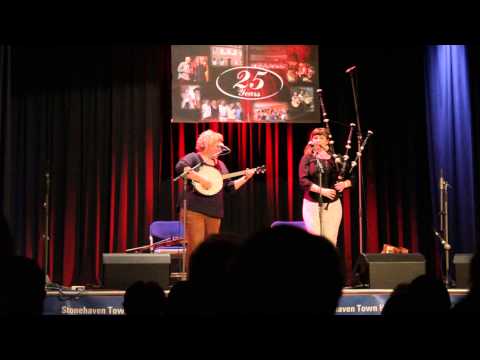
top-left (347, 67), bottom-right (365, 256)
top-left (436, 169), bottom-right (452, 288)
top-left (43, 109), bottom-right (53, 288)
top-left (314, 153), bottom-right (325, 237)
top-left (42, 117), bottom-right (64, 291)
top-left (43, 170), bottom-right (52, 286)
top-left (173, 161), bottom-right (202, 278)
top-left (171, 147), bottom-right (229, 278)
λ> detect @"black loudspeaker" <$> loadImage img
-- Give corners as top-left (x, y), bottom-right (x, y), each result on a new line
top-left (453, 253), bottom-right (473, 289)
top-left (102, 254), bottom-right (171, 290)
top-left (353, 253), bottom-right (426, 289)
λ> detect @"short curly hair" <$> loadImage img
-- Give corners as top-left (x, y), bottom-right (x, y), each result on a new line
top-left (196, 130), bottom-right (224, 152)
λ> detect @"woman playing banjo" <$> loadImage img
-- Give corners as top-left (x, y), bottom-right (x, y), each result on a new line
top-left (175, 130), bottom-right (256, 267)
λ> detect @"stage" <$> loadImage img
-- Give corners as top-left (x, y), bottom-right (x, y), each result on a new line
top-left (43, 288), bottom-right (469, 315)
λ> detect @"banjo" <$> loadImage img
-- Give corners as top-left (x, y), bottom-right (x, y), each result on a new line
top-left (192, 164), bottom-right (266, 196)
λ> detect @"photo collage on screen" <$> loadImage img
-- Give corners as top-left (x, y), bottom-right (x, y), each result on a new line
top-left (172, 45), bottom-right (319, 123)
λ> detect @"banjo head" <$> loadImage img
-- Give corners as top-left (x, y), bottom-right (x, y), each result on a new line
top-left (192, 165), bottom-right (224, 196)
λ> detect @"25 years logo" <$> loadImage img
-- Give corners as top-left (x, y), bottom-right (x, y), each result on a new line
top-left (216, 66), bottom-right (284, 100)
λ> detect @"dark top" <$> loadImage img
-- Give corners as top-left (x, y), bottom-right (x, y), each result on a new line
top-left (298, 153), bottom-right (353, 203)
top-left (175, 152), bottom-right (235, 218)
top-left (211, 106), bottom-right (219, 119)
top-left (194, 64), bottom-right (206, 82)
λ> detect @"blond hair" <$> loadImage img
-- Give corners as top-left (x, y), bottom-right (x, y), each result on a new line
top-left (196, 130), bottom-right (224, 152)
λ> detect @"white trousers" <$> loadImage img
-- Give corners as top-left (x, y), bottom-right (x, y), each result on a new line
top-left (302, 198), bottom-right (342, 246)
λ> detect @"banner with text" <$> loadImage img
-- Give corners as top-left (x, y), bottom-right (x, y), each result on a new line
top-left (171, 45), bottom-right (320, 123)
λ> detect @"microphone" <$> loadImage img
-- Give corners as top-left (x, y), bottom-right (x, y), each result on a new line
top-left (219, 143), bottom-right (231, 153)
top-left (433, 229), bottom-right (452, 250)
top-left (345, 65), bottom-right (357, 74)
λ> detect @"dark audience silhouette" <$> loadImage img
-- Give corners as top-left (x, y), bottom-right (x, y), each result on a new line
top-left (409, 274), bottom-right (451, 311)
top-left (188, 232), bottom-right (243, 286)
top-left (166, 279), bottom-right (196, 316)
top-left (381, 283), bottom-right (412, 315)
top-left (382, 275), bottom-right (451, 314)
top-left (7, 219), bottom-right (474, 318)
top-left (1, 256), bottom-right (46, 316)
top-left (167, 232), bottom-right (244, 316)
top-left (226, 225), bottom-right (345, 315)
top-left (1, 213), bottom-right (13, 256)
top-left (123, 281), bottom-right (166, 316)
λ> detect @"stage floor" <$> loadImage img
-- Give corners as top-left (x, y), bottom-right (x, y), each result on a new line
top-left (44, 288), bottom-right (469, 315)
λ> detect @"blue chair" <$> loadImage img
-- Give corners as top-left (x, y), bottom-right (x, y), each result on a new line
top-left (271, 221), bottom-right (307, 232)
top-left (149, 221), bottom-right (184, 251)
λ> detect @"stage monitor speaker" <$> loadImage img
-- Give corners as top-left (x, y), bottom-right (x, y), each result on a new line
top-left (353, 253), bottom-right (426, 289)
top-left (453, 253), bottom-right (473, 289)
top-left (102, 253), bottom-right (171, 290)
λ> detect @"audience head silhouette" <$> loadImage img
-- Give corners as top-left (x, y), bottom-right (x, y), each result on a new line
top-left (381, 283), bottom-right (411, 315)
top-left (228, 225), bottom-right (345, 314)
top-left (166, 280), bottom-right (195, 315)
top-left (408, 274), bottom-right (451, 311)
top-left (167, 233), bottom-right (244, 316)
top-left (1, 256), bottom-right (46, 316)
top-left (123, 281), bottom-right (166, 316)
top-left (189, 232), bottom-right (243, 287)
top-left (382, 275), bottom-right (451, 314)
top-left (0, 213), bottom-right (13, 256)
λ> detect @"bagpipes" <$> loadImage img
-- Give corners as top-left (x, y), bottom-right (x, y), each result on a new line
top-left (316, 89), bottom-right (373, 198)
